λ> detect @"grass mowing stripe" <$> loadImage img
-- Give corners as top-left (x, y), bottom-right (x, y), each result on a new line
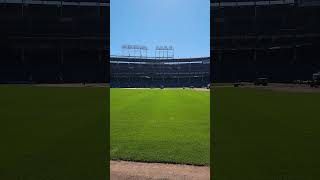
top-left (111, 88), bottom-right (210, 165)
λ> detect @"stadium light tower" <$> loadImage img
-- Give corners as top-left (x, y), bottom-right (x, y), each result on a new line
top-left (155, 45), bottom-right (174, 59)
top-left (122, 44), bottom-right (148, 58)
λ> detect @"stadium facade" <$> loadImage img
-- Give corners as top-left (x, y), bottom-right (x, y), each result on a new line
top-left (211, 0), bottom-right (320, 82)
top-left (110, 56), bottom-right (210, 88)
top-left (0, 0), bottom-right (109, 83)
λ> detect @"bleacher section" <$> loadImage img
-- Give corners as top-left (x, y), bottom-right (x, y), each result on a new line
top-left (110, 57), bottom-right (210, 88)
top-left (211, 0), bottom-right (320, 82)
top-left (0, 0), bottom-right (109, 83)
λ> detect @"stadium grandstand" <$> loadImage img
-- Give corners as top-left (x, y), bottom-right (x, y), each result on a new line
top-left (110, 56), bottom-right (210, 88)
top-left (0, 0), bottom-right (109, 84)
top-left (211, 0), bottom-right (320, 83)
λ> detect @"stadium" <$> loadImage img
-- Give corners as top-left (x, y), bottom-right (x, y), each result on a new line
top-left (109, 46), bottom-right (211, 179)
top-left (109, 1), bottom-right (210, 178)
top-left (212, 0), bottom-right (320, 83)
top-left (211, 0), bottom-right (320, 179)
top-left (1, 0), bottom-right (109, 180)
top-left (110, 55), bottom-right (210, 88)
top-left (0, 0), bottom-right (109, 84)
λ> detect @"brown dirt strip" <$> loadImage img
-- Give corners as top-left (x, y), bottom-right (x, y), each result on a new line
top-left (191, 88), bottom-right (209, 92)
top-left (243, 83), bottom-right (320, 93)
top-left (121, 88), bottom-right (209, 91)
top-left (31, 83), bottom-right (109, 88)
top-left (212, 83), bottom-right (320, 93)
top-left (110, 161), bottom-right (210, 180)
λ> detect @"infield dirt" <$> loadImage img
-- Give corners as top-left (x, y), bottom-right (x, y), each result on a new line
top-left (110, 161), bottom-right (210, 180)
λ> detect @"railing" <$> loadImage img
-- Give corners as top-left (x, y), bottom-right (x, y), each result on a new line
top-left (110, 55), bottom-right (210, 61)
top-left (0, 0), bottom-right (109, 6)
top-left (211, 0), bottom-right (295, 7)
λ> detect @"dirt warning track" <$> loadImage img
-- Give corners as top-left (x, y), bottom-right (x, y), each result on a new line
top-left (244, 83), bottom-right (320, 93)
top-left (110, 161), bottom-right (210, 180)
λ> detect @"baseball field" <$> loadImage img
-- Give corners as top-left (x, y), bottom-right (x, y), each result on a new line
top-left (3, 85), bottom-right (318, 179)
top-left (110, 88), bottom-right (210, 165)
top-left (213, 87), bottom-right (320, 180)
top-left (0, 85), bottom-right (108, 180)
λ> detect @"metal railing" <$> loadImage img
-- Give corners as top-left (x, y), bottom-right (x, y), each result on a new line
top-left (0, 0), bottom-right (109, 6)
top-left (211, 0), bottom-right (295, 7)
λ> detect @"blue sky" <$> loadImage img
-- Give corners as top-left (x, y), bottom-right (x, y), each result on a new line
top-left (111, 0), bottom-right (210, 58)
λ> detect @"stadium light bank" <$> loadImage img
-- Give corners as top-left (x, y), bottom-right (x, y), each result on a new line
top-left (120, 44), bottom-right (175, 59)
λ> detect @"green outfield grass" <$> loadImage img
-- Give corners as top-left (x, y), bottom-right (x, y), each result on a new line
top-left (110, 88), bottom-right (210, 165)
top-left (213, 87), bottom-right (320, 180)
top-left (0, 85), bottom-right (108, 180)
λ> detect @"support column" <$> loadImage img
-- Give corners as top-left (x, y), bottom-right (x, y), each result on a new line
top-left (99, 49), bottom-right (102, 64)
top-left (21, 47), bottom-right (25, 64)
top-left (21, 47), bottom-right (26, 80)
top-left (60, 47), bottom-right (64, 65)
